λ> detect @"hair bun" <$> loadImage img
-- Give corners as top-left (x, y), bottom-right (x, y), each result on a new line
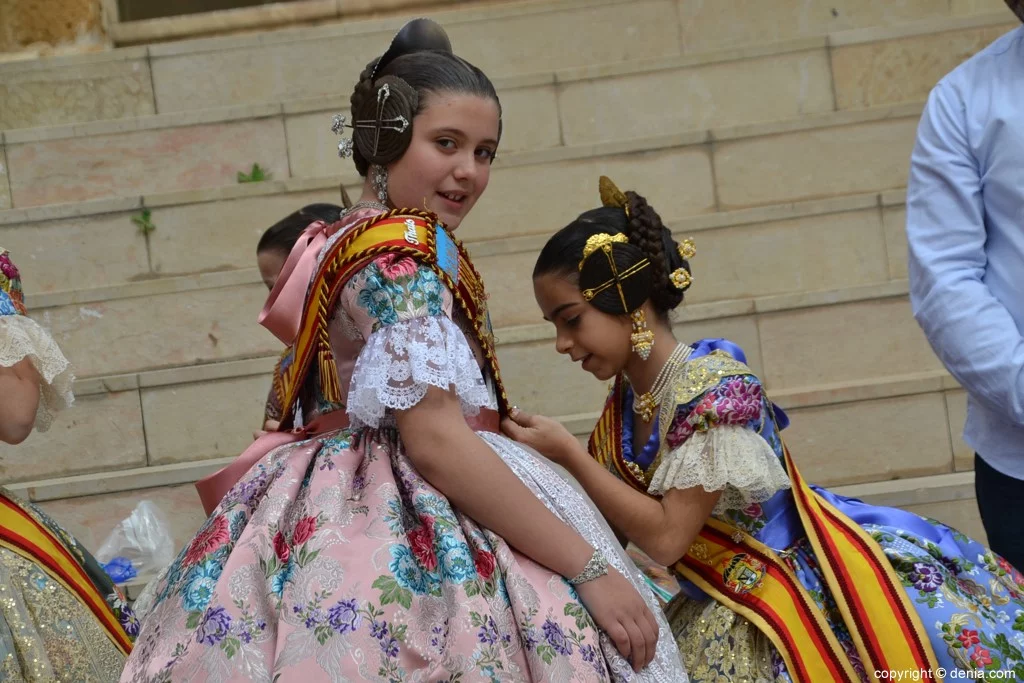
top-left (373, 18), bottom-right (453, 79)
top-left (351, 76), bottom-right (418, 168)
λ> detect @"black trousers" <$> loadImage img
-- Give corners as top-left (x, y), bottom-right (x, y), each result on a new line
top-left (975, 453), bottom-right (1024, 571)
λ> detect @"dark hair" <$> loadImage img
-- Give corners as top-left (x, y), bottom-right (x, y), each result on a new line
top-left (256, 203), bottom-right (344, 255)
top-left (533, 191), bottom-right (689, 320)
top-left (349, 50), bottom-right (502, 177)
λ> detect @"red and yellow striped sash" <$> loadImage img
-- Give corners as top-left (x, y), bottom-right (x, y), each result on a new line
top-left (278, 210), bottom-right (507, 426)
top-left (589, 375), bottom-right (941, 683)
top-left (0, 496), bottom-right (132, 655)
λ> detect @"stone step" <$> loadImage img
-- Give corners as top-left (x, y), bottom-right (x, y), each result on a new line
top-left (0, 0), bottom-right (1014, 132)
top-left (21, 263), bottom-right (936, 393)
top-left (3, 8), bottom-right (1018, 210)
top-left (12, 187), bottom-right (909, 324)
top-left (2, 103), bottom-right (920, 286)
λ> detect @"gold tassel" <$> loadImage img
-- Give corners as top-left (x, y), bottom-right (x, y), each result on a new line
top-left (318, 341), bottom-right (342, 404)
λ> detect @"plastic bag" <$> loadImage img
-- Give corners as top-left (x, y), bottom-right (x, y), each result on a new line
top-left (95, 500), bottom-right (175, 582)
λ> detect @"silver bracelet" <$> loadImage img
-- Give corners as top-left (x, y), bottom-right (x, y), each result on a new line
top-left (569, 549), bottom-right (609, 585)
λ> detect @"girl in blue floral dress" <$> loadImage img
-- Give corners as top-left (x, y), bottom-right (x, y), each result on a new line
top-left (507, 178), bottom-right (1024, 682)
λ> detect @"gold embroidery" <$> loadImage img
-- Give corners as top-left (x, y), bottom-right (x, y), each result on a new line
top-left (0, 549), bottom-right (125, 681)
top-left (666, 594), bottom-right (780, 683)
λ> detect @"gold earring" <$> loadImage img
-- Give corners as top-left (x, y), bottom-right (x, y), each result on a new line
top-left (630, 309), bottom-right (654, 360)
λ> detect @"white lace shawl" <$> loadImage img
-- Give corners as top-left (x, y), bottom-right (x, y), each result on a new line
top-left (647, 425), bottom-right (791, 515)
top-left (346, 315), bottom-right (495, 430)
top-left (0, 315), bottom-right (74, 432)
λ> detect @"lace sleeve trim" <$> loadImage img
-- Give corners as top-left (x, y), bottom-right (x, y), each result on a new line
top-left (647, 424), bottom-right (790, 515)
top-left (346, 315), bottom-right (495, 429)
top-left (0, 315), bottom-right (74, 432)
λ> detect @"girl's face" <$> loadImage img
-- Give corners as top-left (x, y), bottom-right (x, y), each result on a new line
top-left (533, 273), bottom-right (634, 381)
top-left (257, 248), bottom-right (288, 291)
top-left (385, 92), bottom-right (500, 231)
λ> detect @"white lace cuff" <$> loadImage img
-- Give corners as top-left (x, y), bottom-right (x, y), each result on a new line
top-left (647, 425), bottom-right (790, 515)
top-left (347, 315), bottom-right (495, 429)
top-left (0, 315), bottom-right (74, 432)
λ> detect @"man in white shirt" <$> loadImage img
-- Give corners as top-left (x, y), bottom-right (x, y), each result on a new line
top-left (906, 0), bottom-right (1024, 568)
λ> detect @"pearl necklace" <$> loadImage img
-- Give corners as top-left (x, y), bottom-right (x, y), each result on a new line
top-left (632, 343), bottom-right (693, 423)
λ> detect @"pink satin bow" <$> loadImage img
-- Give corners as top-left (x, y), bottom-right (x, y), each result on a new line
top-left (258, 219), bottom-right (332, 345)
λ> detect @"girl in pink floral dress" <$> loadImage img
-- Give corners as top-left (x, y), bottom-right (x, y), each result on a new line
top-left (121, 20), bottom-right (686, 683)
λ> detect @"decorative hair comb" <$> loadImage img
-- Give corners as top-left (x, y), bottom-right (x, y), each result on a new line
top-left (599, 175), bottom-right (630, 218)
top-left (331, 83), bottom-right (411, 159)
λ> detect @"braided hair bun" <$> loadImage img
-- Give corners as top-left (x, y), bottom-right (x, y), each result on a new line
top-left (624, 191), bottom-right (689, 312)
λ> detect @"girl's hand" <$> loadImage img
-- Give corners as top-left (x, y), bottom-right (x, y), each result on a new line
top-left (501, 407), bottom-right (580, 467)
top-left (575, 567), bottom-right (661, 672)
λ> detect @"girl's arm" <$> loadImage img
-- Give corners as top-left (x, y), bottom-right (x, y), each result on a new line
top-left (502, 409), bottom-right (720, 567)
top-left (397, 387), bottom-right (660, 671)
top-left (0, 358), bottom-right (41, 445)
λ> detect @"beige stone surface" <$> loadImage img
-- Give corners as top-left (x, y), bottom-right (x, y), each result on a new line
top-left (832, 24), bottom-right (1015, 110)
top-left (558, 50), bottom-right (833, 146)
top-left (0, 210), bottom-right (149, 293)
top-left (0, 157), bottom-right (10, 210)
top-left (945, 389), bottom-right (973, 471)
top-left (38, 484), bottom-right (206, 557)
top-left (684, 208), bottom-right (890, 304)
top-left (713, 117), bottom-right (919, 210)
top-left (882, 205), bottom-right (908, 279)
top-left (0, 58), bottom-right (154, 130)
top-left (904, 498), bottom-right (987, 544)
top-left (474, 250), bottom-right (538, 328)
top-left (142, 374), bottom-right (272, 465)
top-left (448, 0), bottom-right (680, 77)
top-left (676, 0), bottom-right (950, 54)
top-left (461, 147), bottom-right (716, 242)
top-left (0, 391), bottom-right (146, 484)
top-left (6, 117), bottom-right (290, 208)
top-left (488, 85), bottom-right (562, 153)
top-left (148, 189), bottom-right (333, 275)
top-left (150, 1), bottom-right (678, 113)
top-left (28, 283), bottom-right (278, 378)
top-left (951, 0), bottom-right (1016, 15)
top-left (758, 297), bottom-right (944, 390)
top-left (783, 393), bottom-right (953, 486)
top-left (149, 29), bottom-right (387, 114)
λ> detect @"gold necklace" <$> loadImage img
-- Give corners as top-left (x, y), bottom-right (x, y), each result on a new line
top-left (632, 343), bottom-right (693, 423)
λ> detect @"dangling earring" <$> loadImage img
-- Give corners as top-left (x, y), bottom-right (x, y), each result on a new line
top-left (630, 309), bottom-right (654, 360)
top-left (371, 165), bottom-right (389, 205)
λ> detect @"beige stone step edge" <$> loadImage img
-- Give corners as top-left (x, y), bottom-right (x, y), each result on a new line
top-left (22, 188), bottom-right (905, 311)
top-left (2, 34), bottom-right (873, 146)
top-left (59, 278), bottom-right (928, 404)
top-left (106, 0), bottom-right (507, 46)
top-left (0, 102), bottom-right (920, 227)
